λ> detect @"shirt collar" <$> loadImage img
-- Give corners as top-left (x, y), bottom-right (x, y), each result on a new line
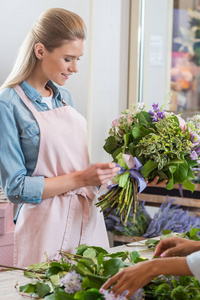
top-left (20, 81), bottom-right (62, 102)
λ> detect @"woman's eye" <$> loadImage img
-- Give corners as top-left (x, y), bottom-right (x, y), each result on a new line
top-left (64, 58), bottom-right (71, 62)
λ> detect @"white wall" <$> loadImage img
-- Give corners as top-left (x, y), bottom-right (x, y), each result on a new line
top-left (0, 0), bottom-right (130, 164)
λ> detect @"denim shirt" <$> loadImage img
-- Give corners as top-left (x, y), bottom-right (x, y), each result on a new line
top-left (0, 81), bottom-right (75, 207)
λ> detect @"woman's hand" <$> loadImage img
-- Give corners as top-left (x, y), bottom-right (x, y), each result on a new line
top-left (100, 261), bottom-right (154, 299)
top-left (146, 176), bottom-right (167, 187)
top-left (154, 236), bottom-right (200, 258)
top-left (82, 162), bottom-right (120, 186)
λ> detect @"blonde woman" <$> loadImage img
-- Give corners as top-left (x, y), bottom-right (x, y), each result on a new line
top-left (0, 8), bottom-right (119, 267)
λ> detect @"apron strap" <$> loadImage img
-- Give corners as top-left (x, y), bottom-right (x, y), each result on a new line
top-left (13, 85), bottom-right (39, 117)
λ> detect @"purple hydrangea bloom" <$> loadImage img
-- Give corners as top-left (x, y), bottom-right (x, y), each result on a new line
top-left (100, 289), bottom-right (144, 300)
top-left (60, 271), bottom-right (82, 294)
top-left (190, 150), bottom-right (198, 160)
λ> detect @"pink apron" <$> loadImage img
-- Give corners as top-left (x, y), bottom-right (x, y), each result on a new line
top-left (13, 85), bottom-right (109, 267)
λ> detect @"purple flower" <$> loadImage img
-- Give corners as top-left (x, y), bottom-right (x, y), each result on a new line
top-left (152, 102), bottom-right (159, 112)
top-left (189, 151), bottom-right (198, 160)
top-left (60, 271), bottom-right (82, 294)
top-left (195, 146), bottom-right (200, 154)
top-left (149, 110), bottom-right (154, 116)
top-left (100, 289), bottom-right (144, 300)
top-left (157, 111), bottom-right (165, 119)
top-left (152, 116), bottom-right (158, 122)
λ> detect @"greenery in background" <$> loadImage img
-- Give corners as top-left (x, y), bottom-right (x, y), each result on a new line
top-left (4, 227), bottom-right (199, 299)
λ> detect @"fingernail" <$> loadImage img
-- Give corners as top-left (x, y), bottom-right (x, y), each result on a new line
top-left (161, 252), bottom-right (166, 257)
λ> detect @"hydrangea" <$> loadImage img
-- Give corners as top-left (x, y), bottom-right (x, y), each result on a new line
top-left (100, 288), bottom-right (144, 300)
top-left (60, 271), bottom-right (82, 294)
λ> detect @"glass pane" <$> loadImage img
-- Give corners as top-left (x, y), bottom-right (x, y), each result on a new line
top-left (170, 0), bottom-right (200, 113)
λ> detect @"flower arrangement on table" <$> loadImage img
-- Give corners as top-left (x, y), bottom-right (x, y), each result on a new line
top-left (96, 99), bottom-right (200, 224)
top-left (10, 227), bottom-right (200, 299)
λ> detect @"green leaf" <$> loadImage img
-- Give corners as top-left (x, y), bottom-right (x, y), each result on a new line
top-left (132, 125), bottom-right (151, 140)
top-left (103, 258), bottom-right (124, 277)
top-left (75, 244), bottom-right (88, 256)
top-left (50, 274), bottom-right (61, 286)
top-left (97, 253), bottom-right (104, 266)
top-left (140, 160), bottom-right (158, 178)
top-left (44, 293), bottom-right (57, 300)
top-left (103, 136), bottom-right (119, 153)
top-left (36, 282), bottom-right (50, 298)
top-left (137, 111), bottom-right (153, 125)
top-left (46, 266), bottom-right (62, 278)
top-left (118, 171), bottom-right (130, 188)
top-left (83, 248), bottom-right (96, 261)
top-left (19, 283), bottom-right (36, 293)
top-left (166, 177), bottom-right (174, 190)
top-left (89, 246), bottom-right (108, 255)
top-left (169, 165), bottom-right (177, 174)
top-left (182, 179), bottom-right (195, 192)
top-left (54, 288), bottom-right (75, 299)
top-left (81, 275), bottom-right (106, 290)
top-left (130, 251), bottom-right (140, 263)
top-left (162, 230), bottom-right (173, 235)
top-left (81, 288), bottom-right (102, 300)
top-left (173, 163), bottom-right (189, 183)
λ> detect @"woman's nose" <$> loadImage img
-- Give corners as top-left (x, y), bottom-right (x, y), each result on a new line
top-left (69, 61), bottom-right (78, 73)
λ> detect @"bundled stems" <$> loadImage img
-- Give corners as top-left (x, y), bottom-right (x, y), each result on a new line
top-left (96, 178), bottom-right (138, 225)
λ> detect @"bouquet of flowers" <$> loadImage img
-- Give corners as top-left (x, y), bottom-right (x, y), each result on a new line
top-left (96, 100), bottom-right (200, 224)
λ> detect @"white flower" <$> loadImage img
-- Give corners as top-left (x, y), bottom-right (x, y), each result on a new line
top-left (60, 271), bottom-right (82, 294)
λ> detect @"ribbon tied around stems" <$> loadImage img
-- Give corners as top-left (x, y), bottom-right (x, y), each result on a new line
top-left (108, 154), bottom-right (146, 193)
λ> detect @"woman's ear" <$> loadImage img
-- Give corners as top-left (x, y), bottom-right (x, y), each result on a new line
top-left (34, 43), bottom-right (45, 60)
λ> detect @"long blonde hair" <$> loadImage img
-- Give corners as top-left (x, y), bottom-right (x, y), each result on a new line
top-left (0, 8), bottom-right (86, 91)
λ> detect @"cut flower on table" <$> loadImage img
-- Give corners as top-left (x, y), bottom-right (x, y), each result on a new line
top-left (96, 99), bottom-right (200, 224)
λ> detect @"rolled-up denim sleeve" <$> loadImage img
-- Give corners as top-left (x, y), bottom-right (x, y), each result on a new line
top-left (186, 251), bottom-right (200, 282)
top-left (0, 101), bottom-right (44, 204)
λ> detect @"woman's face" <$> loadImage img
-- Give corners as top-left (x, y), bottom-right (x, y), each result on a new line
top-left (38, 39), bottom-right (85, 86)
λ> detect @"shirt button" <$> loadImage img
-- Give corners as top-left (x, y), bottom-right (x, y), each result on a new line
top-left (15, 195), bottom-right (19, 198)
top-left (44, 107), bottom-right (47, 110)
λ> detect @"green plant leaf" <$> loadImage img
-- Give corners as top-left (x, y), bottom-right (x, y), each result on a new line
top-left (46, 266), bottom-right (62, 278)
top-left (103, 136), bottom-right (119, 153)
top-left (130, 251), bottom-right (140, 263)
top-left (182, 179), bottom-right (195, 192)
top-left (137, 111), bottom-right (153, 124)
top-left (36, 282), bottom-right (51, 298)
top-left (103, 258), bottom-right (124, 277)
top-left (50, 274), bottom-right (61, 286)
top-left (166, 177), bottom-right (174, 190)
top-left (173, 163), bottom-right (189, 183)
top-left (118, 171), bottom-right (130, 188)
top-left (132, 125), bottom-right (151, 140)
top-left (140, 160), bottom-right (158, 178)
top-left (19, 283), bottom-right (36, 293)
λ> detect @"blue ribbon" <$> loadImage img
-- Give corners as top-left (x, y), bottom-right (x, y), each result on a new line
top-left (108, 156), bottom-right (146, 193)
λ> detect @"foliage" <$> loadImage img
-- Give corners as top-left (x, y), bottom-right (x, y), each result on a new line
top-left (14, 227), bottom-right (200, 299)
top-left (97, 101), bottom-right (200, 224)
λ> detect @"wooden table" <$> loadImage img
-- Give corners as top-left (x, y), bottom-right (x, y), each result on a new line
top-left (0, 240), bottom-right (155, 299)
